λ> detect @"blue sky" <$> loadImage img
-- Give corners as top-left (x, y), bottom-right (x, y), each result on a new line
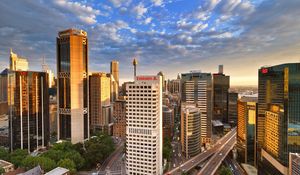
top-left (0, 0), bottom-right (300, 85)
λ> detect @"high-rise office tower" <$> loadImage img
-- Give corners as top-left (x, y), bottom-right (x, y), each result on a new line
top-left (126, 75), bottom-right (162, 175)
top-left (213, 65), bottom-right (230, 123)
top-left (0, 69), bottom-right (49, 152)
top-left (42, 58), bottom-right (55, 88)
top-left (110, 61), bottom-right (119, 101)
top-left (181, 71), bottom-right (212, 144)
top-left (112, 96), bottom-right (126, 138)
top-left (157, 71), bottom-right (166, 92)
top-left (57, 29), bottom-right (89, 143)
top-left (181, 103), bottom-right (201, 158)
top-left (228, 92), bottom-right (238, 126)
top-left (89, 73), bottom-right (112, 133)
top-left (108, 73), bottom-right (118, 102)
top-left (236, 100), bottom-right (257, 166)
top-left (110, 60), bottom-right (119, 85)
top-left (257, 63), bottom-right (300, 175)
top-left (168, 78), bottom-right (180, 95)
top-left (9, 49), bottom-right (28, 71)
top-left (163, 105), bottom-right (174, 139)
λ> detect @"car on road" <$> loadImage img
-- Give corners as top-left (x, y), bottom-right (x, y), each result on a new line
top-left (219, 153), bottom-right (223, 156)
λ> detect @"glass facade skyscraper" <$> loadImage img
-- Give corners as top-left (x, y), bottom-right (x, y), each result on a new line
top-left (0, 69), bottom-right (49, 152)
top-left (57, 29), bottom-right (89, 143)
top-left (213, 66), bottom-right (230, 123)
top-left (257, 63), bottom-right (300, 174)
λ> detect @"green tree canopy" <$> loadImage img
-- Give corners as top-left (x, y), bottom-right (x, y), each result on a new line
top-left (10, 149), bottom-right (28, 167)
top-left (57, 158), bottom-right (76, 174)
top-left (21, 156), bottom-right (56, 172)
top-left (0, 147), bottom-right (10, 161)
top-left (219, 165), bottom-right (233, 175)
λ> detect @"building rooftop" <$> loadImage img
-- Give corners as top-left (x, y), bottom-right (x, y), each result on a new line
top-left (45, 167), bottom-right (69, 175)
top-left (0, 159), bottom-right (13, 168)
top-left (241, 163), bottom-right (257, 175)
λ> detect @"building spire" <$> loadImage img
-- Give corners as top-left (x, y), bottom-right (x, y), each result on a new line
top-left (132, 58), bottom-right (138, 79)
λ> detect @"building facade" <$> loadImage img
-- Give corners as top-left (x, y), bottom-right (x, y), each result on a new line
top-left (181, 71), bottom-right (212, 144)
top-left (113, 97), bottom-right (126, 138)
top-left (213, 65), bottom-right (230, 123)
top-left (257, 63), bottom-right (300, 174)
top-left (289, 153), bottom-right (300, 175)
top-left (0, 70), bottom-right (49, 152)
top-left (89, 73), bottom-right (112, 134)
top-left (228, 92), bottom-right (238, 126)
top-left (162, 105), bottom-right (174, 140)
top-left (57, 29), bottom-right (89, 143)
top-left (9, 49), bottom-right (28, 71)
top-left (236, 100), bottom-right (256, 166)
top-left (181, 104), bottom-right (201, 158)
top-left (126, 75), bottom-right (163, 175)
top-left (110, 61), bottom-right (119, 101)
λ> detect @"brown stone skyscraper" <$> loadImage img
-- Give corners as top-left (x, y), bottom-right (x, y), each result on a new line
top-left (110, 60), bottom-right (119, 101)
top-left (57, 29), bottom-right (89, 143)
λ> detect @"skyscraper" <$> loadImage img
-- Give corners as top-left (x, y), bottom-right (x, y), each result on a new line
top-left (181, 71), bottom-right (212, 144)
top-left (89, 73), bottom-right (112, 134)
top-left (236, 100), bottom-right (256, 166)
top-left (181, 104), bottom-right (201, 158)
top-left (228, 92), bottom-right (238, 126)
top-left (0, 69), bottom-right (49, 152)
top-left (213, 65), bottom-right (230, 123)
top-left (163, 105), bottom-right (174, 140)
top-left (9, 49), bottom-right (28, 71)
top-left (126, 75), bottom-right (162, 175)
top-left (112, 96), bottom-right (126, 138)
top-left (56, 29), bottom-right (89, 143)
top-left (257, 63), bottom-right (300, 174)
top-left (110, 60), bottom-right (119, 101)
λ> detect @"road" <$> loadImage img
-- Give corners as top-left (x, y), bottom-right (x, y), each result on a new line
top-left (165, 128), bottom-right (237, 175)
top-left (99, 140), bottom-right (124, 171)
top-left (224, 157), bottom-right (246, 175)
top-left (197, 129), bottom-right (236, 175)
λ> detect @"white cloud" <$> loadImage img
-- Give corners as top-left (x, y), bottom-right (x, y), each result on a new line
top-left (145, 17), bottom-right (152, 24)
top-left (212, 32), bottom-right (233, 38)
top-left (152, 0), bottom-right (163, 6)
top-left (53, 0), bottom-right (100, 24)
top-left (192, 23), bottom-right (208, 32)
top-left (207, 0), bottom-right (221, 11)
top-left (195, 11), bottom-right (210, 20)
top-left (132, 3), bottom-right (148, 19)
top-left (109, 0), bottom-right (132, 8)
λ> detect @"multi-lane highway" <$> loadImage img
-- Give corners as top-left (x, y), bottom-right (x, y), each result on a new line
top-left (197, 129), bottom-right (236, 175)
top-left (165, 128), bottom-right (237, 175)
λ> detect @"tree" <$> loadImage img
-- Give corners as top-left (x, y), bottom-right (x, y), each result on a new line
top-left (163, 138), bottom-right (172, 161)
top-left (0, 147), bottom-right (10, 161)
top-left (218, 165), bottom-right (233, 175)
top-left (21, 156), bottom-right (56, 172)
top-left (10, 149), bottom-right (28, 167)
top-left (41, 149), bottom-right (65, 163)
top-left (57, 159), bottom-right (76, 174)
top-left (0, 167), bottom-right (5, 175)
top-left (52, 141), bottom-right (74, 151)
top-left (63, 151), bottom-right (85, 169)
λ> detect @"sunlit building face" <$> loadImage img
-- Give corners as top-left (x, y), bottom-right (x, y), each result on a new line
top-left (57, 29), bottom-right (89, 143)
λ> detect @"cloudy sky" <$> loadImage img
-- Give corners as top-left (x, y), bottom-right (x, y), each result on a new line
top-left (0, 0), bottom-right (299, 86)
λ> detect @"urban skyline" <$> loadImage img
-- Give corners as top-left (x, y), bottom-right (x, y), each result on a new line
top-left (1, 1), bottom-right (300, 175)
top-left (0, 0), bottom-right (300, 86)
